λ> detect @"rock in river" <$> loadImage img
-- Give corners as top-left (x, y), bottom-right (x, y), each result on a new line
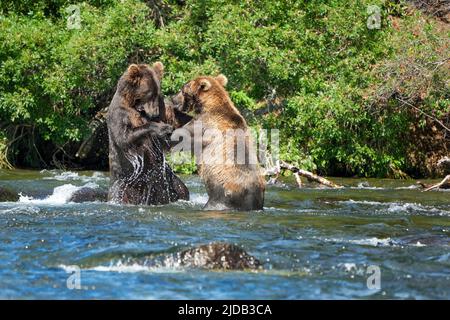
top-left (0, 186), bottom-right (19, 202)
top-left (175, 242), bottom-right (261, 270)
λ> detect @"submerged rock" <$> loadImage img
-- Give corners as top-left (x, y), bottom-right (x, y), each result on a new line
top-left (175, 243), bottom-right (261, 270)
top-left (0, 187), bottom-right (19, 202)
top-left (68, 187), bottom-right (108, 203)
top-left (78, 243), bottom-right (262, 272)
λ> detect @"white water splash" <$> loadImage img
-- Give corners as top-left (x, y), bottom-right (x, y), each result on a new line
top-left (58, 259), bottom-right (186, 274)
top-left (313, 236), bottom-right (430, 247)
top-left (339, 200), bottom-right (450, 216)
top-left (395, 185), bottom-right (420, 190)
top-left (188, 193), bottom-right (208, 205)
top-left (386, 203), bottom-right (449, 216)
top-left (349, 182), bottom-right (385, 190)
top-left (350, 183), bottom-right (428, 190)
top-left (42, 170), bottom-right (108, 183)
top-left (19, 182), bottom-right (99, 205)
top-left (348, 237), bottom-right (394, 246)
top-left (341, 199), bottom-right (388, 206)
top-left (313, 236), bottom-right (394, 247)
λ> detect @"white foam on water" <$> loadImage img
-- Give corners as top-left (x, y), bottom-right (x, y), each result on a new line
top-left (387, 203), bottom-right (422, 213)
top-left (185, 180), bottom-right (204, 188)
top-left (413, 241), bottom-right (426, 247)
top-left (348, 237), bottom-right (394, 246)
top-left (59, 261), bottom-right (185, 274)
top-left (386, 203), bottom-right (449, 216)
top-left (340, 199), bottom-right (388, 206)
top-left (315, 236), bottom-right (394, 247)
top-left (349, 182), bottom-right (385, 190)
top-left (315, 236), bottom-right (430, 247)
top-left (0, 205), bottom-right (41, 215)
top-left (349, 181), bottom-right (420, 190)
top-left (42, 170), bottom-right (108, 183)
top-left (187, 193), bottom-right (208, 206)
top-left (18, 182), bottom-right (99, 205)
top-left (336, 263), bottom-right (368, 276)
top-left (395, 185), bottom-right (420, 190)
top-left (339, 200), bottom-right (450, 216)
top-left (89, 264), bottom-right (152, 273)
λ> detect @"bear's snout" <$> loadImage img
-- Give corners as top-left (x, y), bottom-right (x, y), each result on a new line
top-left (170, 91), bottom-right (185, 111)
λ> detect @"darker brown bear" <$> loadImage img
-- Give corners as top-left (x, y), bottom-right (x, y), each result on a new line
top-left (174, 75), bottom-right (265, 211)
top-left (107, 62), bottom-right (190, 205)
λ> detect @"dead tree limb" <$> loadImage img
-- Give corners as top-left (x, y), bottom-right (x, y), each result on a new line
top-left (423, 175), bottom-right (450, 191)
top-left (421, 156), bottom-right (450, 191)
top-left (263, 157), bottom-right (342, 188)
top-left (293, 171), bottom-right (303, 188)
top-left (279, 161), bottom-right (343, 188)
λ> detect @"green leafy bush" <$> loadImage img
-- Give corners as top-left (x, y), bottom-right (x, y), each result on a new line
top-left (0, 0), bottom-right (159, 166)
top-left (0, 0), bottom-right (448, 177)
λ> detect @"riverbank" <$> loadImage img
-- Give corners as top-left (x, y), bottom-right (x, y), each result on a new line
top-left (1, 1), bottom-right (448, 178)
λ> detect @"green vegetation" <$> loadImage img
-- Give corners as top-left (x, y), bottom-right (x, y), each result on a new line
top-left (0, 0), bottom-right (448, 177)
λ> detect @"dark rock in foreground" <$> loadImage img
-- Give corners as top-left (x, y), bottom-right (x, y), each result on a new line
top-left (175, 243), bottom-right (261, 270)
top-left (68, 187), bottom-right (108, 203)
top-left (79, 242), bottom-right (262, 272)
top-left (0, 187), bottom-right (19, 202)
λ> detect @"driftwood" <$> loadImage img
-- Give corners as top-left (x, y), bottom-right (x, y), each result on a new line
top-left (422, 175), bottom-right (450, 191)
top-left (264, 159), bottom-right (342, 188)
top-left (420, 157), bottom-right (450, 191)
top-left (280, 161), bottom-right (343, 188)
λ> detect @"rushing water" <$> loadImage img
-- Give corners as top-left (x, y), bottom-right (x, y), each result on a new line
top-left (0, 169), bottom-right (449, 299)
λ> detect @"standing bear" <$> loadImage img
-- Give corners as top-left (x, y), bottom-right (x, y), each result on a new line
top-left (107, 62), bottom-right (190, 205)
top-left (173, 75), bottom-right (265, 211)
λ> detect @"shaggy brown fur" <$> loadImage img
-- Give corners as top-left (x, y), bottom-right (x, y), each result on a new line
top-left (107, 62), bottom-right (189, 205)
top-left (175, 75), bottom-right (265, 211)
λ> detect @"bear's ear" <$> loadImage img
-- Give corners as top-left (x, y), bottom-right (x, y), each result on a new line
top-left (199, 79), bottom-right (212, 91)
top-left (127, 64), bottom-right (141, 83)
top-left (215, 74), bottom-right (228, 87)
top-left (152, 61), bottom-right (164, 81)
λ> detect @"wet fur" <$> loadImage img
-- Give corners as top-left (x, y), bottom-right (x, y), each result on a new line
top-left (107, 63), bottom-right (190, 205)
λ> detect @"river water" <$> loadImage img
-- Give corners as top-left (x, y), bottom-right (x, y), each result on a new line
top-left (0, 169), bottom-right (449, 299)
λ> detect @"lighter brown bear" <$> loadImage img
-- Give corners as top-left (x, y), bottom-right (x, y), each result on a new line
top-left (174, 75), bottom-right (265, 211)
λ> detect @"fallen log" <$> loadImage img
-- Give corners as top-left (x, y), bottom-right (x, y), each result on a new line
top-left (420, 156), bottom-right (450, 191)
top-left (264, 159), bottom-right (342, 188)
top-left (279, 160), bottom-right (343, 188)
top-left (423, 174), bottom-right (450, 191)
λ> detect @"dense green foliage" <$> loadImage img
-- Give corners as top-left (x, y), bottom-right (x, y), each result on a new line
top-left (0, 0), bottom-right (448, 176)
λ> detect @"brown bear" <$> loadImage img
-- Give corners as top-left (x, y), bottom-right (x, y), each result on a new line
top-left (173, 75), bottom-right (265, 211)
top-left (107, 62), bottom-right (191, 205)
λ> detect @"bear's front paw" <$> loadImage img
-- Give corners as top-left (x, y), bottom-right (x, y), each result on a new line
top-left (157, 122), bottom-right (174, 139)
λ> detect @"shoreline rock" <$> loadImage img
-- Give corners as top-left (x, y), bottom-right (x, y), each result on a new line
top-left (0, 187), bottom-right (19, 202)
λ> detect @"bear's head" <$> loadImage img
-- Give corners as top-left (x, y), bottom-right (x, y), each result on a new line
top-left (119, 62), bottom-right (165, 119)
top-left (176, 74), bottom-right (228, 114)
